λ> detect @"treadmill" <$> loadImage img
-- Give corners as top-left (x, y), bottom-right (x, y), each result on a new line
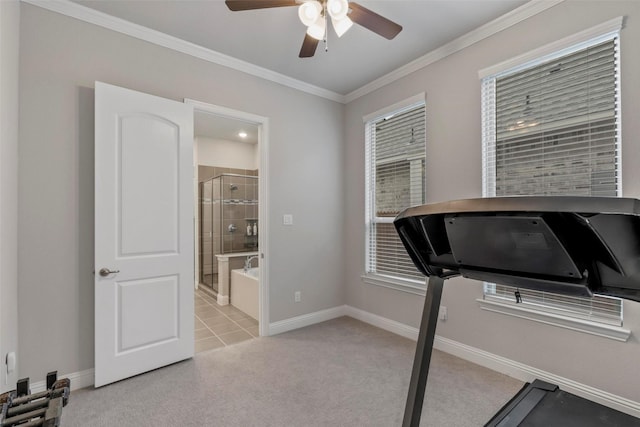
top-left (393, 196), bottom-right (640, 427)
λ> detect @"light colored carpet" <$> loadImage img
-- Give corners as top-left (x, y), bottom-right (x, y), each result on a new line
top-left (63, 317), bottom-right (523, 426)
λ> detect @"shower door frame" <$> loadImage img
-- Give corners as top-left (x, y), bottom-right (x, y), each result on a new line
top-left (199, 173), bottom-right (259, 291)
top-left (198, 177), bottom-right (218, 291)
top-left (186, 99), bottom-right (270, 338)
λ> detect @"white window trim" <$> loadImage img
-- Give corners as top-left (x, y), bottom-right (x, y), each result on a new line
top-left (478, 20), bottom-right (627, 340)
top-left (362, 93), bottom-right (425, 123)
top-left (477, 298), bottom-right (631, 342)
top-left (478, 16), bottom-right (624, 79)
top-left (363, 93), bottom-right (426, 293)
top-left (361, 273), bottom-right (427, 296)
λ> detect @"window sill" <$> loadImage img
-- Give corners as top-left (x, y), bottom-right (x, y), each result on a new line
top-left (361, 273), bottom-right (426, 296)
top-left (477, 298), bottom-right (631, 342)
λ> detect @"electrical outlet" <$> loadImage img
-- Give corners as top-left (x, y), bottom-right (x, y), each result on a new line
top-left (439, 306), bottom-right (448, 321)
top-left (294, 291), bottom-right (301, 302)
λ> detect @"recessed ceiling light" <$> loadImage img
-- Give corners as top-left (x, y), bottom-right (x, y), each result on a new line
top-left (238, 131), bottom-right (248, 138)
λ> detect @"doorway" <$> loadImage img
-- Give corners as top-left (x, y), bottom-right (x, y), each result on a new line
top-left (186, 99), bottom-right (270, 351)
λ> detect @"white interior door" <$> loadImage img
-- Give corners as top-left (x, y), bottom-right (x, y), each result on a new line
top-left (94, 82), bottom-right (194, 387)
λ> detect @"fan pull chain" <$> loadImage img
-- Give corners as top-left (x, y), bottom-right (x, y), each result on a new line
top-left (324, 7), bottom-right (328, 52)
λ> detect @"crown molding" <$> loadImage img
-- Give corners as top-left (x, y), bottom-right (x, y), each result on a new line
top-left (21, 0), bottom-right (346, 103)
top-left (344, 0), bottom-right (565, 103)
top-left (23, 0), bottom-right (564, 105)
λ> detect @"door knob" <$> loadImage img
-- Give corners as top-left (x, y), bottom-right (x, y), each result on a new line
top-left (99, 268), bottom-right (120, 277)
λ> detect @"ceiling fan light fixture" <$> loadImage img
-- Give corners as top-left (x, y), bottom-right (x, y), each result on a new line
top-left (327, 0), bottom-right (349, 20)
top-left (306, 15), bottom-right (326, 40)
top-left (298, 1), bottom-right (322, 27)
top-left (332, 15), bottom-right (353, 37)
top-left (225, 0), bottom-right (402, 58)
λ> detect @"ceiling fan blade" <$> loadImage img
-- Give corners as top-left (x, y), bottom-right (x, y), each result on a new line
top-left (299, 33), bottom-right (319, 58)
top-left (225, 0), bottom-right (299, 11)
top-left (348, 2), bottom-right (402, 40)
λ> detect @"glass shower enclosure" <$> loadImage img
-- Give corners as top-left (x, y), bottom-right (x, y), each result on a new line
top-left (199, 173), bottom-right (258, 292)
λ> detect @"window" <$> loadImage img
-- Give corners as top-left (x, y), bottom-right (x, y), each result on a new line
top-left (364, 98), bottom-right (426, 289)
top-left (480, 22), bottom-right (627, 336)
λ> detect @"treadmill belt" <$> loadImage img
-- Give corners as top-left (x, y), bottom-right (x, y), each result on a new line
top-left (522, 389), bottom-right (639, 427)
top-left (486, 380), bottom-right (640, 427)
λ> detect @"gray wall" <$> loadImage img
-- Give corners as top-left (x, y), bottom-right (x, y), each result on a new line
top-left (0, 0), bottom-right (20, 392)
top-left (18, 4), bottom-right (344, 381)
top-left (344, 1), bottom-right (640, 402)
top-left (17, 0), bottom-right (640, 405)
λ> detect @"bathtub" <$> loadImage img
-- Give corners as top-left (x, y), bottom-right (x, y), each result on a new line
top-left (230, 268), bottom-right (259, 321)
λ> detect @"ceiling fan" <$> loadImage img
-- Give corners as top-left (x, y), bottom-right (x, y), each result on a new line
top-left (225, 0), bottom-right (403, 58)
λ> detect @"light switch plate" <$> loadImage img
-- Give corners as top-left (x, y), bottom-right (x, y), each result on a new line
top-left (283, 214), bottom-right (293, 226)
top-left (6, 352), bottom-right (15, 374)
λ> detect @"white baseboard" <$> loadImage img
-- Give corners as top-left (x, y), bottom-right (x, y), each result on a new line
top-left (344, 305), bottom-right (640, 419)
top-left (345, 305), bottom-right (419, 341)
top-left (29, 368), bottom-right (94, 393)
top-left (24, 306), bottom-right (640, 419)
top-left (433, 336), bottom-right (640, 419)
top-left (25, 306), bottom-right (349, 393)
top-left (268, 305), bottom-right (347, 336)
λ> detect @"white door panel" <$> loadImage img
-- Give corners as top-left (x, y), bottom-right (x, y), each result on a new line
top-left (95, 82), bottom-right (194, 387)
top-left (119, 114), bottom-right (180, 255)
top-left (117, 275), bottom-right (178, 351)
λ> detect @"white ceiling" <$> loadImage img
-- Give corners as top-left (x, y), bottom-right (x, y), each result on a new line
top-left (62, 0), bottom-right (532, 140)
top-left (72, 0), bottom-right (529, 96)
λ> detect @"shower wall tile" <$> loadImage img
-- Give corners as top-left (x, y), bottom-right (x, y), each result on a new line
top-left (223, 236), bottom-right (233, 253)
top-left (246, 205), bottom-right (258, 220)
top-left (228, 175), bottom-right (243, 184)
top-left (200, 168), bottom-right (260, 257)
top-left (232, 235), bottom-right (245, 252)
top-left (226, 203), bottom-right (244, 220)
top-left (198, 166), bottom-right (215, 182)
top-left (198, 166), bottom-right (258, 182)
top-left (230, 257), bottom-right (245, 271)
top-left (216, 167), bottom-right (230, 176)
top-left (246, 184), bottom-right (255, 201)
top-left (235, 185), bottom-right (248, 201)
top-left (223, 185), bottom-right (236, 200)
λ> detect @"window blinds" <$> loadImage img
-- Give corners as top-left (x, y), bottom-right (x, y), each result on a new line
top-left (481, 35), bottom-right (622, 325)
top-left (366, 104), bottom-right (426, 282)
top-left (486, 284), bottom-right (622, 326)
top-left (492, 39), bottom-right (619, 197)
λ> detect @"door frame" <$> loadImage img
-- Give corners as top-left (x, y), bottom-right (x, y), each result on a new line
top-left (185, 99), bottom-right (270, 337)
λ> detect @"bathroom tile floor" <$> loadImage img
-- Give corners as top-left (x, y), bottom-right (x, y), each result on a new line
top-left (194, 288), bottom-right (259, 353)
